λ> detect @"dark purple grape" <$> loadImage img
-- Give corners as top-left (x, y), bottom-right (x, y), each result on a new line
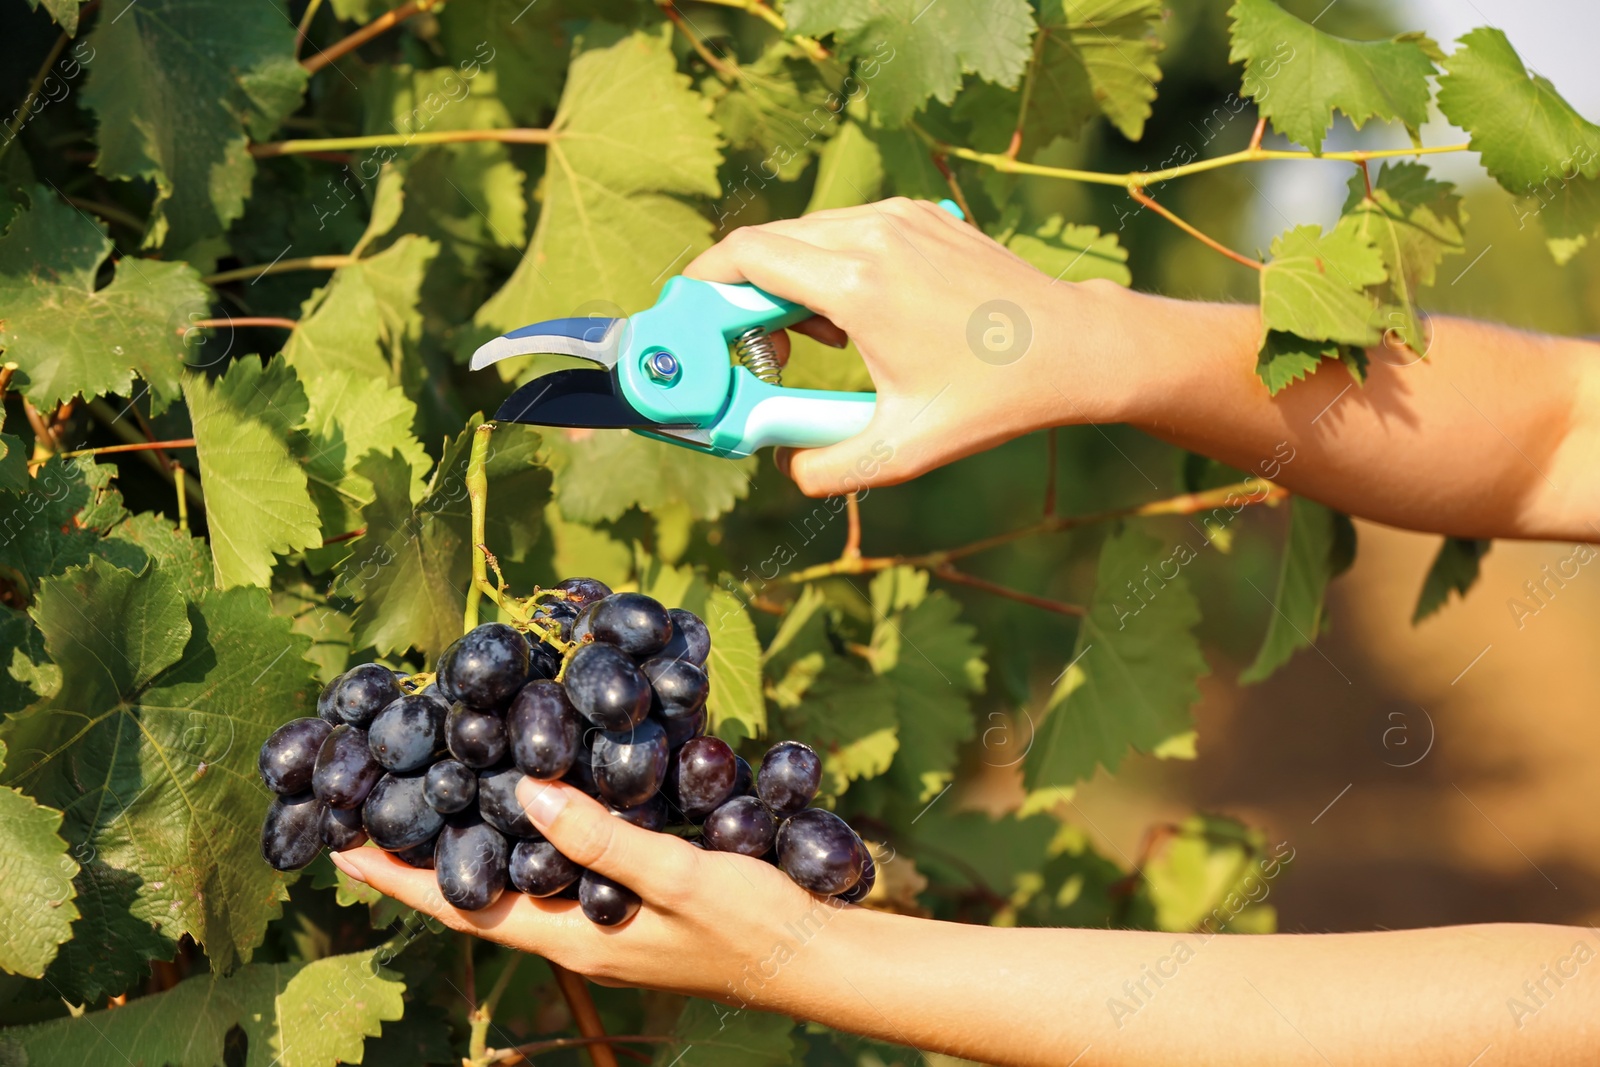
top-left (368, 693), bottom-right (448, 772)
top-left (587, 593), bottom-right (672, 657)
top-left (396, 838), bottom-right (437, 869)
top-left (659, 609), bottom-right (711, 666)
top-left (592, 719), bottom-right (668, 809)
top-left (571, 603), bottom-right (596, 643)
top-left (334, 663), bottom-right (402, 727)
top-left (509, 838), bottom-right (582, 897)
top-left (317, 673), bottom-right (345, 723)
top-left (524, 636), bottom-right (562, 682)
top-left (424, 759), bottom-right (477, 813)
top-left (564, 643), bottom-right (651, 731)
top-left (435, 815), bottom-right (509, 911)
top-left (673, 736), bottom-right (737, 821)
top-left (640, 656), bottom-right (709, 711)
top-left (437, 623), bottom-right (529, 710)
top-left (563, 750), bottom-right (601, 796)
top-left (731, 755), bottom-right (753, 798)
top-left (660, 704), bottom-right (706, 750)
top-left (579, 870), bottom-right (640, 926)
top-left (312, 724), bottom-right (383, 809)
top-left (702, 796), bottom-right (777, 857)
top-left (610, 794), bottom-right (667, 831)
top-left (259, 717), bottom-right (333, 794)
top-left (261, 791), bottom-right (324, 871)
top-left (556, 577), bottom-right (612, 609)
top-left (531, 600), bottom-right (578, 642)
top-left (837, 850), bottom-right (876, 904)
top-left (507, 681), bottom-right (581, 780)
top-left (362, 771), bottom-right (445, 851)
top-left (446, 702), bottom-right (507, 768)
top-left (321, 803), bottom-right (368, 851)
top-left (757, 741), bottom-right (822, 817)
top-left (777, 809), bottom-right (865, 895)
top-left (478, 765), bottom-right (536, 837)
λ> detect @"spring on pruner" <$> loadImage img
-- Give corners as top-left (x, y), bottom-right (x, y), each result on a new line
top-left (734, 327), bottom-right (782, 385)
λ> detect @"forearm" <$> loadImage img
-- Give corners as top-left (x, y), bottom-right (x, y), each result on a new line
top-left (1085, 287), bottom-right (1599, 541)
top-left (773, 912), bottom-right (1599, 1066)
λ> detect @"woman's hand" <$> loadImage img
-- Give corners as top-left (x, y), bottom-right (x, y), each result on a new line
top-left (328, 778), bottom-right (847, 1004)
top-left (683, 198), bottom-right (1134, 497)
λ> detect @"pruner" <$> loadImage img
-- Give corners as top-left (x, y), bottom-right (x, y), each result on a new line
top-left (470, 199), bottom-right (965, 458)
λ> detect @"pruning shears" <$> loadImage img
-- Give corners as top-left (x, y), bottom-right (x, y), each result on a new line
top-left (470, 199), bottom-right (966, 458)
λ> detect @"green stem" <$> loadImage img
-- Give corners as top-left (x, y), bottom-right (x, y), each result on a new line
top-left (84, 399), bottom-right (206, 511)
top-left (463, 422), bottom-right (494, 634)
top-left (175, 463), bottom-right (188, 532)
top-left (250, 128), bottom-right (556, 158)
top-left (202, 254), bottom-right (356, 286)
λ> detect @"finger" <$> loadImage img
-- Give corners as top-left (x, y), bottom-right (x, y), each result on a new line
top-left (791, 315), bottom-right (849, 348)
top-left (682, 229), bottom-right (859, 315)
top-left (517, 778), bottom-right (694, 890)
top-left (784, 414), bottom-right (909, 498)
top-left (769, 327), bottom-right (791, 367)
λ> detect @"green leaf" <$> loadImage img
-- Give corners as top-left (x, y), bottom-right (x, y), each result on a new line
top-left (436, 0), bottom-right (568, 119)
top-left (83, 0), bottom-right (307, 249)
top-left (27, 0), bottom-right (87, 35)
top-left (712, 41), bottom-right (840, 182)
top-left (0, 456), bottom-right (143, 602)
top-left (805, 119), bottom-right (884, 213)
top-left (540, 430), bottom-right (757, 524)
top-left (297, 369), bottom-right (431, 544)
top-left (0, 414), bottom-right (25, 493)
top-left (0, 188), bottom-right (206, 414)
top-left (655, 998), bottom-right (799, 1067)
top-left (1254, 330), bottom-right (1344, 396)
top-left (186, 357), bottom-right (322, 589)
top-left (1139, 814), bottom-right (1280, 933)
top-left (1241, 497), bottom-right (1354, 683)
top-left (281, 237), bottom-right (439, 385)
top-left (474, 28), bottom-right (723, 377)
top-left (993, 209), bottom-right (1132, 286)
top-left (543, 504), bottom-right (633, 589)
top-left (1436, 27), bottom-right (1600, 262)
top-left (0, 558), bottom-right (320, 1000)
top-left (1413, 537), bottom-right (1490, 624)
top-left (786, 0), bottom-right (1036, 125)
top-left (107, 511), bottom-right (216, 599)
top-left (0, 740), bottom-right (79, 979)
top-left (1024, 0), bottom-right (1165, 148)
top-left (0, 947), bottom-right (404, 1067)
top-left (1024, 526), bottom-right (1208, 789)
top-left (1227, 0), bottom-right (1435, 153)
top-left (1258, 218), bottom-right (1386, 354)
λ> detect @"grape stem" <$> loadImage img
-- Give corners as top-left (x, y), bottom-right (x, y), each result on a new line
top-left (1127, 186), bottom-right (1263, 271)
top-left (930, 565), bottom-right (1085, 617)
top-left (26, 437), bottom-right (197, 469)
top-left (202, 255), bottom-right (356, 286)
top-left (549, 962), bottom-right (621, 1067)
top-left (842, 491), bottom-right (862, 559)
top-left (84, 399), bottom-right (206, 511)
top-left (250, 128), bottom-right (557, 158)
top-left (301, 0), bottom-right (439, 75)
top-left (464, 422), bottom-right (495, 635)
top-left (660, 2), bottom-right (739, 80)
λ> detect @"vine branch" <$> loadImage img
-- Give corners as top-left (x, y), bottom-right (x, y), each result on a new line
top-left (302, 0), bottom-right (438, 75)
top-left (549, 962), bottom-right (620, 1067)
top-left (931, 565), bottom-right (1085, 616)
top-left (490, 1035), bottom-right (664, 1065)
top-left (202, 254), bottom-right (356, 286)
top-left (176, 317), bottom-right (297, 336)
top-left (1127, 187), bottom-right (1262, 271)
top-left (688, 0), bottom-right (830, 61)
top-left (84, 399), bottom-right (206, 510)
top-left (250, 128), bottom-right (556, 158)
top-left (842, 492), bottom-right (862, 559)
top-left (27, 437), bottom-right (196, 468)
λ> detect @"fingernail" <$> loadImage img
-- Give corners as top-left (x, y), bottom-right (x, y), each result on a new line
top-left (517, 777), bottom-right (569, 828)
top-left (329, 850), bottom-right (367, 884)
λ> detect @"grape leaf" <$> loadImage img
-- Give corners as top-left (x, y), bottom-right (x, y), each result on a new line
top-left (1241, 497), bottom-right (1354, 684)
top-left (1413, 537), bottom-right (1490, 624)
top-left (0, 947), bottom-right (403, 1067)
top-left (281, 236), bottom-right (439, 385)
top-left (435, 0), bottom-right (569, 120)
top-left (27, 0), bottom-right (87, 35)
top-left (108, 511), bottom-right (216, 599)
top-left (993, 208), bottom-right (1132, 286)
top-left (0, 740), bottom-right (78, 979)
top-left (1258, 218), bottom-right (1386, 348)
top-left (82, 0), bottom-right (307, 250)
top-left (0, 608), bottom-right (57, 718)
top-left (0, 456), bottom-right (144, 603)
top-left (1254, 330), bottom-right (1346, 396)
top-left (1024, 0), bottom-right (1165, 149)
top-left (297, 369), bottom-right (431, 542)
top-left (711, 41), bottom-right (840, 182)
top-left (1226, 0), bottom-right (1435, 154)
top-left (185, 357), bottom-right (322, 589)
top-left (543, 503), bottom-right (633, 588)
top-left (1139, 814), bottom-right (1278, 933)
top-left (0, 187), bottom-right (206, 415)
top-left (1024, 527), bottom-right (1208, 789)
top-left (805, 119), bottom-right (884, 213)
top-left (654, 998), bottom-right (798, 1067)
top-left (785, 0), bottom-right (1036, 126)
top-left (1436, 27), bottom-right (1600, 262)
top-left (539, 429), bottom-right (757, 524)
top-left (0, 558), bottom-right (320, 1000)
top-left (0, 433), bottom-right (24, 495)
top-left (474, 28), bottom-right (723, 378)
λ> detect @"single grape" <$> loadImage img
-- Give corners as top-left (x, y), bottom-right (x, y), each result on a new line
top-left (659, 704), bottom-right (706, 750)
top-left (587, 592), bottom-right (672, 657)
top-left (478, 764), bottom-right (537, 837)
top-left (446, 702), bottom-right (507, 768)
top-left (563, 643), bottom-right (651, 731)
top-left (673, 736), bottom-right (737, 821)
top-left (731, 755), bottom-right (754, 798)
top-left (259, 717), bottom-right (333, 795)
top-left (776, 808), bottom-right (865, 895)
top-left (317, 673), bottom-right (345, 724)
top-left (837, 850), bottom-right (876, 904)
top-left (435, 815), bottom-right (509, 911)
top-left (579, 870), bottom-right (641, 926)
top-left (640, 656), bottom-right (709, 711)
top-left (396, 838), bottom-right (437, 869)
top-left (571, 602), bottom-right (596, 643)
top-left (702, 795), bottom-right (777, 857)
top-left (437, 623), bottom-right (530, 710)
top-left (658, 608), bottom-right (711, 666)
top-left (610, 794), bottom-right (667, 832)
top-left (367, 692), bottom-right (448, 772)
top-left (509, 838), bottom-right (582, 897)
top-left (757, 740), bottom-right (822, 817)
top-left (362, 771), bottom-right (445, 851)
top-left (261, 791), bottom-right (324, 871)
top-left (525, 636), bottom-right (562, 682)
top-left (312, 724), bottom-right (383, 809)
top-left (592, 719), bottom-right (669, 809)
top-left (334, 663), bottom-right (402, 727)
top-left (424, 758), bottom-right (477, 814)
top-left (321, 803), bottom-right (368, 851)
top-left (555, 577), bottom-right (612, 609)
top-left (507, 680), bottom-right (581, 780)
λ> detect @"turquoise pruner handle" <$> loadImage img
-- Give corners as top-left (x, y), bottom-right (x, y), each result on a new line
top-left (705, 374), bottom-right (876, 458)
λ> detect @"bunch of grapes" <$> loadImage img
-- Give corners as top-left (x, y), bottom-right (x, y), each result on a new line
top-left (258, 578), bottom-right (875, 926)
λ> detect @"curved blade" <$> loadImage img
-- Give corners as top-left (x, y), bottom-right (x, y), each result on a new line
top-left (495, 368), bottom-right (677, 429)
top-left (470, 317), bottom-right (625, 371)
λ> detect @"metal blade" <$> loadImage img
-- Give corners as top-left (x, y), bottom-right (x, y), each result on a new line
top-left (469, 317), bottom-right (625, 371)
top-left (494, 368), bottom-right (680, 429)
